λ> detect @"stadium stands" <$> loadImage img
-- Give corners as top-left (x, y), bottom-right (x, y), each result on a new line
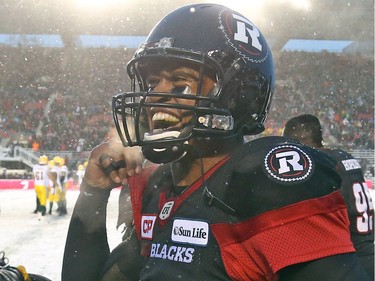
top-left (0, 46), bottom-right (373, 180)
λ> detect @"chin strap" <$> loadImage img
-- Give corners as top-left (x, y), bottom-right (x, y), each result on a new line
top-left (203, 185), bottom-right (236, 215)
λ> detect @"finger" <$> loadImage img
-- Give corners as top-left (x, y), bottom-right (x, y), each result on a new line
top-left (102, 162), bottom-right (118, 175)
top-left (135, 165), bottom-right (143, 174)
top-left (102, 160), bottom-right (126, 175)
top-left (121, 146), bottom-right (144, 175)
top-left (122, 158), bottom-right (138, 176)
top-left (99, 153), bottom-right (114, 168)
top-left (101, 158), bottom-right (128, 186)
top-left (110, 160), bottom-right (126, 183)
top-left (113, 160), bottom-right (130, 185)
top-left (115, 160), bottom-right (126, 169)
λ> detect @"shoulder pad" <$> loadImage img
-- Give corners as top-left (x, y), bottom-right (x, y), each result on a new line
top-left (321, 148), bottom-right (362, 172)
top-left (231, 136), bottom-right (337, 185)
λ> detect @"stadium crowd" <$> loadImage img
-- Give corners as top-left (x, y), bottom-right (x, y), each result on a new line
top-left (267, 51), bottom-right (374, 150)
top-left (0, 47), bottom-right (130, 152)
top-left (0, 47), bottom-right (373, 154)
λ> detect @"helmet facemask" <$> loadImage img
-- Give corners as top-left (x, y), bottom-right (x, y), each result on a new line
top-left (112, 50), bottom-right (240, 163)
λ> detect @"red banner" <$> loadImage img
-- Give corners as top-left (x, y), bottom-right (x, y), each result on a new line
top-left (0, 179), bottom-right (76, 190)
top-left (0, 178), bottom-right (372, 190)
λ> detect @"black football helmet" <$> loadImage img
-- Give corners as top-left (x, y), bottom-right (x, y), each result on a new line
top-left (112, 3), bottom-right (275, 163)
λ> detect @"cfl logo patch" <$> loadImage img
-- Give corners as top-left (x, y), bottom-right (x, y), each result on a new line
top-left (159, 201), bottom-right (174, 220)
top-left (141, 215), bottom-right (157, 240)
top-left (264, 145), bottom-right (313, 183)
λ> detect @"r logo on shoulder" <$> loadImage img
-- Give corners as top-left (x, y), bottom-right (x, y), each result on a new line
top-left (264, 145), bottom-right (313, 183)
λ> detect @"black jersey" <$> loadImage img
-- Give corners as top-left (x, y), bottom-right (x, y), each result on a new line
top-left (128, 136), bottom-right (355, 280)
top-left (319, 148), bottom-right (374, 278)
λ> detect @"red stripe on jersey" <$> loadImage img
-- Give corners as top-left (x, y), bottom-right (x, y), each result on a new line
top-left (211, 191), bottom-right (355, 280)
top-left (129, 165), bottom-right (159, 239)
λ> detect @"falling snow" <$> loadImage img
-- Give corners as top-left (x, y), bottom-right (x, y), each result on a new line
top-left (0, 188), bottom-right (122, 281)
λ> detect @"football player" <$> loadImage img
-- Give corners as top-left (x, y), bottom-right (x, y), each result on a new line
top-left (283, 113), bottom-right (374, 279)
top-left (76, 164), bottom-right (85, 186)
top-left (55, 156), bottom-right (69, 215)
top-left (47, 158), bottom-right (60, 215)
top-left (62, 4), bottom-right (371, 281)
top-left (32, 155), bottom-right (50, 219)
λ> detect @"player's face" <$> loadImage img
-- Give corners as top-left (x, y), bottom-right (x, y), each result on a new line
top-left (143, 60), bottom-right (216, 134)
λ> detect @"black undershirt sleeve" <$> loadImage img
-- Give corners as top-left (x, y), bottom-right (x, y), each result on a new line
top-left (278, 253), bottom-right (371, 281)
top-left (61, 180), bottom-right (111, 281)
top-left (99, 227), bottom-right (142, 281)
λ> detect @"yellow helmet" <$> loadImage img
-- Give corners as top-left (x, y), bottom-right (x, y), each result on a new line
top-left (53, 156), bottom-right (65, 166)
top-left (53, 156), bottom-right (60, 165)
top-left (52, 156), bottom-right (65, 167)
top-left (48, 160), bottom-right (55, 168)
top-left (83, 160), bottom-right (88, 167)
top-left (78, 164), bottom-right (84, 171)
top-left (39, 155), bottom-right (48, 165)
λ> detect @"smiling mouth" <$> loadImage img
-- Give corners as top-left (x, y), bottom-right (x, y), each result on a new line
top-left (152, 112), bottom-right (180, 132)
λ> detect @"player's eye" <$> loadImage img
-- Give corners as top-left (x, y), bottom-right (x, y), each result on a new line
top-left (147, 78), bottom-right (159, 91)
top-left (171, 86), bottom-right (192, 95)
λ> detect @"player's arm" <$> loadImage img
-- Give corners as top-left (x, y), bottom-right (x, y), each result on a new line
top-left (98, 227), bottom-right (142, 281)
top-left (61, 179), bottom-right (111, 281)
top-left (62, 141), bottom-right (144, 281)
top-left (278, 253), bottom-right (371, 281)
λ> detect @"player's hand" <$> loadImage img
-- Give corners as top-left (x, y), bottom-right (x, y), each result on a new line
top-left (83, 140), bottom-right (144, 190)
